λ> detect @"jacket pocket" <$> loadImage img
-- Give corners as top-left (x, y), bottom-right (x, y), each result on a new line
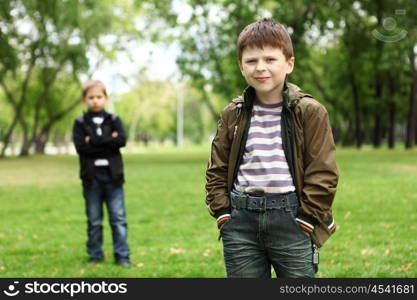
top-left (218, 209), bottom-right (237, 240)
top-left (289, 205), bottom-right (313, 237)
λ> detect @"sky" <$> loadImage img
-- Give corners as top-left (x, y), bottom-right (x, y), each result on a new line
top-left (87, 0), bottom-right (194, 96)
top-left (88, 40), bottom-right (180, 96)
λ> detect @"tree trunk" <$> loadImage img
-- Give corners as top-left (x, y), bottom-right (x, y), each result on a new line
top-left (28, 99), bottom-right (81, 155)
top-left (406, 49), bottom-right (417, 148)
top-left (1, 114), bottom-right (19, 157)
top-left (129, 102), bottom-right (141, 143)
top-left (10, 133), bottom-right (17, 156)
top-left (19, 114), bottom-right (32, 156)
top-left (19, 126), bottom-right (31, 156)
top-left (369, 2), bottom-right (386, 149)
top-left (0, 54), bottom-right (37, 157)
top-left (341, 121), bottom-right (354, 146)
top-left (388, 102), bottom-right (396, 149)
top-left (387, 74), bottom-right (396, 149)
top-left (348, 71), bottom-right (362, 148)
top-left (373, 113), bottom-right (383, 148)
top-left (372, 74), bottom-right (383, 148)
top-left (372, 5), bottom-right (384, 148)
top-left (26, 66), bottom-right (63, 155)
top-left (34, 132), bottom-right (49, 154)
top-left (140, 132), bottom-right (150, 146)
top-left (415, 121), bottom-right (417, 145)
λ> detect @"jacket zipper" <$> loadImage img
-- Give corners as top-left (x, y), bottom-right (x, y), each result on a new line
top-left (281, 104), bottom-right (299, 196)
top-left (231, 103), bottom-right (252, 190)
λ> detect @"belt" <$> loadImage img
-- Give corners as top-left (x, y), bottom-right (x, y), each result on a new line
top-left (230, 189), bottom-right (298, 212)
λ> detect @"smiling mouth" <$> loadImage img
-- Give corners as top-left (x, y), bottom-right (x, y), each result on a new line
top-left (255, 77), bottom-right (269, 82)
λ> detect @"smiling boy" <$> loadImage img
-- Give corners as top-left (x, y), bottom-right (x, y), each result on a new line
top-left (205, 18), bottom-right (339, 278)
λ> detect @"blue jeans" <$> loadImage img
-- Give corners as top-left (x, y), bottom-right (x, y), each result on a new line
top-left (82, 168), bottom-right (130, 261)
top-left (220, 189), bottom-right (314, 278)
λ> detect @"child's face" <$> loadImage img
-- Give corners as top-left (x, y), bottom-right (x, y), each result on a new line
top-left (83, 86), bottom-right (108, 112)
top-left (239, 45), bottom-right (294, 101)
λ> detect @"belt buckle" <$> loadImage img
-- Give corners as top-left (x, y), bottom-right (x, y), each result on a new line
top-left (248, 189), bottom-right (265, 197)
top-left (246, 190), bottom-right (266, 212)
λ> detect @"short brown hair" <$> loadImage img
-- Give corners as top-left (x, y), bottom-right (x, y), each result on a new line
top-left (82, 79), bottom-right (107, 98)
top-left (237, 18), bottom-right (294, 61)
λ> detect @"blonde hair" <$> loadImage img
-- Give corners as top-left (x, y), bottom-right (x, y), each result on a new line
top-left (82, 80), bottom-right (107, 98)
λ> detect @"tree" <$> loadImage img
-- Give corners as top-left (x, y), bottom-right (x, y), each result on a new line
top-left (115, 79), bottom-right (177, 145)
top-left (143, 0), bottom-right (417, 149)
top-left (0, 0), bottom-right (139, 156)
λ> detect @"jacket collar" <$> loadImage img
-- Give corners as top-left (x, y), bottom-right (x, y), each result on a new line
top-left (284, 82), bottom-right (304, 109)
top-left (233, 81), bottom-right (304, 109)
top-left (84, 110), bottom-right (112, 123)
top-left (85, 110), bottom-right (109, 117)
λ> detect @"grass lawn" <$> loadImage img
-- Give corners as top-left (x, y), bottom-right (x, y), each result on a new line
top-left (0, 147), bottom-right (416, 277)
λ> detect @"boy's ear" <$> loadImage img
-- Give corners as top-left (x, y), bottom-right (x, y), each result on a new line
top-left (238, 61), bottom-right (244, 75)
top-left (286, 56), bottom-right (295, 75)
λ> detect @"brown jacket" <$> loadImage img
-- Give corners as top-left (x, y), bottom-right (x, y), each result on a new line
top-left (205, 82), bottom-right (339, 247)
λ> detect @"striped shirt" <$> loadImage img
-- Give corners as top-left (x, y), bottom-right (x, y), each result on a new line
top-left (234, 100), bottom-right (295, 194)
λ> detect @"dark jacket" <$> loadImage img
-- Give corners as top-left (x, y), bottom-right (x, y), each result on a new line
top-left (72, 110), bottom-right (126, 187)
top-left (205, 82), bottom-right (339, 247)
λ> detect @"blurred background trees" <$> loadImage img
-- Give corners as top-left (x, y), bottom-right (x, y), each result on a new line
top-left (0, 0), bottom-right (416, 157)
top-left (0, 0), bottom-right (138, 156)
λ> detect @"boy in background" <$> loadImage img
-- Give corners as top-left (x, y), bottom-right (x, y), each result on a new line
top-left (73, 80), bottom-right (130, 268)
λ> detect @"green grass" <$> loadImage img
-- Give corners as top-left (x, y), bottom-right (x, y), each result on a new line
top-left (0, 147), bottom-right (416, 277)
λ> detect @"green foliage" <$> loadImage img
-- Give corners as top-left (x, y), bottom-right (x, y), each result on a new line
top-left (144, 0), bottom-right (416, 148)
top-left (1, 0), bottom-right (416, 152)
top-left (182, 86), bottom-right (207, 144)
top-left (115, 80), bottom-right (177, 142)
top-left (0, 0), bottom-right (140, 155)
top-left (115, 79), bottom-right (219, 145)
top-left (0, 91), bottom-right (13, 139)
top-left (0, 148), bottom-right (416, 277)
